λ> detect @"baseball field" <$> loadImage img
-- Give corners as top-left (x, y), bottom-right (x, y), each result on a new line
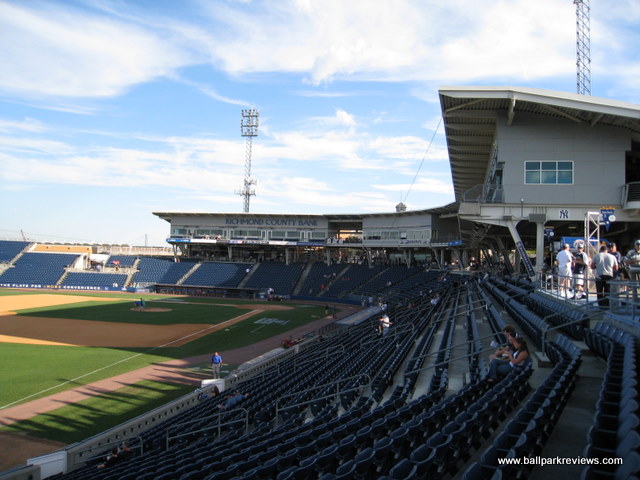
top-left (0, 289), bottom-right (337, 459)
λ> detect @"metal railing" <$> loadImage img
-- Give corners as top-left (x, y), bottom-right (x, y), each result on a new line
top-left (165, 408), bottom-right (249, 449)
top-left (462, 183), bottom-right (504, 204)
top-left (537, 271), bottom-right (639, 319)
top-left (71, 436), bottom-right (144, 467)
top-left (275, 373), bottom-right (371, 419)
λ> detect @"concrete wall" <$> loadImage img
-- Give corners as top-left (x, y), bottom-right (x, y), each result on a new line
top-left (498, 112), bottom-right (630, 205)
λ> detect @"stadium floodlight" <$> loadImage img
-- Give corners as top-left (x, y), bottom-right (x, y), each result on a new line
top-left (574, 0), bottom-right (591, 95)
top-left (236, 109), bottom-right (259, 213)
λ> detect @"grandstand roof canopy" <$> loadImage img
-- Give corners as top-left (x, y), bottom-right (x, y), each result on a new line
top-left (438, 86), bottom-right (640, 201)
top-left (153, 202), bottom-right (459, 225)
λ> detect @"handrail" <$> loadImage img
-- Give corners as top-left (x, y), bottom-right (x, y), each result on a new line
top-left (165, 408), bottom-right (249, 449)
top-left (279, 344), bottom-right (346, 374)
top-left (71, 435), bottom-right (144, 466)
top-left (359, 323), bottom-right (415, 348)
top-left (404, 345), bottom-right (497, 377)
top-left (275, 373), bottom-right (371, 419)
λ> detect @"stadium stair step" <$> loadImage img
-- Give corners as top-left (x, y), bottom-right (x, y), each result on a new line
top-left (177, 263), bottom-right (201, 285)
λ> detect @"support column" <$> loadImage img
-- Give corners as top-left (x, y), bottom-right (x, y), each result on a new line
top-left (535, 221), bottom-right (545, 274)
top-left (227, 245), bottom-right (233, 262)
top-left (505, 221), bottom-right (536, 278)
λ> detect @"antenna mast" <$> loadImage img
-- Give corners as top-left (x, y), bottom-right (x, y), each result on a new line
top-left (574, 0), bottom-right (591, 95)
top-left (237, 109), bottom-right (259, 213)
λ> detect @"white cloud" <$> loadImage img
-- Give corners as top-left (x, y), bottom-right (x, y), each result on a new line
top-left (373, 177), bottom-right (454, 195)
top-left (192, 0), bottom-right (577, 86)
top-left (0, 118), bottom-right (46, 133)
top-left (0, 1), bottom-right (194, 98)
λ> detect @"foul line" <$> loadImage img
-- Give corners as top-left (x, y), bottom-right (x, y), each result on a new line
top-left (0, 310), bottom-right (261, 411)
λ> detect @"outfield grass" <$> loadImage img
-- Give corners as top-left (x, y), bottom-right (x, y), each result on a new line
top-left (1, 291), bottom-right (331, 409)
top-left (1, 380), bottom-right (194, 444)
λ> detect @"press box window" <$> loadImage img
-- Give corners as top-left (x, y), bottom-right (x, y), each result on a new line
top-left (525, 161), bottom-right (573, 184)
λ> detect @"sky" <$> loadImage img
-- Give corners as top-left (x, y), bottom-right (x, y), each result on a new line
top-left (1, 0), bottom-right (639, 246)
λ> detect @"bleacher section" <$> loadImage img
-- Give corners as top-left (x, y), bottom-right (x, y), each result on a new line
top-left (323, 264), bottom-right (385, 298)
top-left (0, 252), bottom-right (79, 287)
top-left (106, 255), bottom-right (138, 267)
top-left (582, 322), bottom-right (640, 479)
top-left (132, 257), bottom-right (197, 285)
top-left (353, 265), bottom-right (422, 298)
top-left (61, 272), bottom-right (129, 290)
top-left (0, 240), bottom-right (30, 262)
top-left (243, 262), bottom-right (305, 295)
top-left (297, 262), bottom-right (346, 296)
top-left (183, 262), bottom-right (252, 288)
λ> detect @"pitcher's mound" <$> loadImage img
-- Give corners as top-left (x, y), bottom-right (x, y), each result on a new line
top-left (129, 307), bottom-right (173, 312)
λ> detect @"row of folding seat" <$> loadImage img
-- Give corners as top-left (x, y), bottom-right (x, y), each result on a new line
top-left (526, 292), bottom-right (587, 340)
top-left (582, 322), bottom-right (639, 479)
top-left (378, 367), bottom-right (532, 480)
top-left (464, 334), bottom-right (582, 479)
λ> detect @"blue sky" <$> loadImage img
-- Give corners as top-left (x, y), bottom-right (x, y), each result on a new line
top-left (1, 0), bottom-right (639, 246)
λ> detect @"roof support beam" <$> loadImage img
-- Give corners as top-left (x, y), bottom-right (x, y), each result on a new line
top-left (445, 110), bottom-right (499, 119)
top-left (445, 98), bottom-right (487, 114)
top-left (539, 104), bottom-right (584, 123)
top-left (507, 97), bottom-right (516, 126)
top-left (589, 113), bottom-right (604, 127)
top-left (445, 124), bottom-right (496, 132)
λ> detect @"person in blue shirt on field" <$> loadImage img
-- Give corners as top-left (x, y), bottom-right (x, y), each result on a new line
top-left (211, 352), bottom-right (222, 379)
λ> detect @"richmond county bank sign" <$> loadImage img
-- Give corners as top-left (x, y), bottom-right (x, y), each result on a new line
top-left (224, 217), bottom-right (321, 227)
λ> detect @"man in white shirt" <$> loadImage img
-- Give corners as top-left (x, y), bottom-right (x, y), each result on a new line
top-left (572, 244), bottom-right (590, 300)
top-left (591, 245), bottom-right (618, 308)
top-left (556, 243), bottom-right (574, 298)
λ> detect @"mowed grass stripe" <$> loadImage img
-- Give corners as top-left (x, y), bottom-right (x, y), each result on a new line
top-left (1, 380), bottom-right (194, 444)
top-left (15, 300), bottom-right (244, 325)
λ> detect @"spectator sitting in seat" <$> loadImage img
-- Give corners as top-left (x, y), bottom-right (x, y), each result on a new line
top-left (488, 325), bottom-right (517, 361)
top-left (97, 443), bottom-right (131, 469)
top-left (218, 392), bottom-right (249, 410)
top-left (487, 337), bottom-right (530, 383)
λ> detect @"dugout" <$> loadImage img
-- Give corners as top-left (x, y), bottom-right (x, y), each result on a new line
top-left (154, 283), bottom-right (260, 299)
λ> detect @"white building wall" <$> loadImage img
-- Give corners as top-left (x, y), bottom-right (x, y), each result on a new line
top-left (498, 113), bottom-right (630, 205)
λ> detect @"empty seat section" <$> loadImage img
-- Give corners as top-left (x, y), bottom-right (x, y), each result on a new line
top-left (0, 252), bottom-right (79, 286)
top-left (183, 262), bottom-right (251, 287)
top-left (0, 240), bottom-right (30, 262)
top-left (61, 272), bottom-right (128, 289)
top-left (243, 262), bottom-right (304, 295)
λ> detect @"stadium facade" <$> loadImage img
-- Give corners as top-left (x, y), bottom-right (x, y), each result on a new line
top-left (154, 86), bottom-right (640, 277)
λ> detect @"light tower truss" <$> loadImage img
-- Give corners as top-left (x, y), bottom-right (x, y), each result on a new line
top-left (237, 109), bottom-right (259, 213)
top-left (574, 0), bottom-right (591, 95)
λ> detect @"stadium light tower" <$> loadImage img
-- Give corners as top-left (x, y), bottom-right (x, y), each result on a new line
top-left (236, 108), bottom-right (259, 213)
top-left (574, 0), bottom-right (591, 95)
